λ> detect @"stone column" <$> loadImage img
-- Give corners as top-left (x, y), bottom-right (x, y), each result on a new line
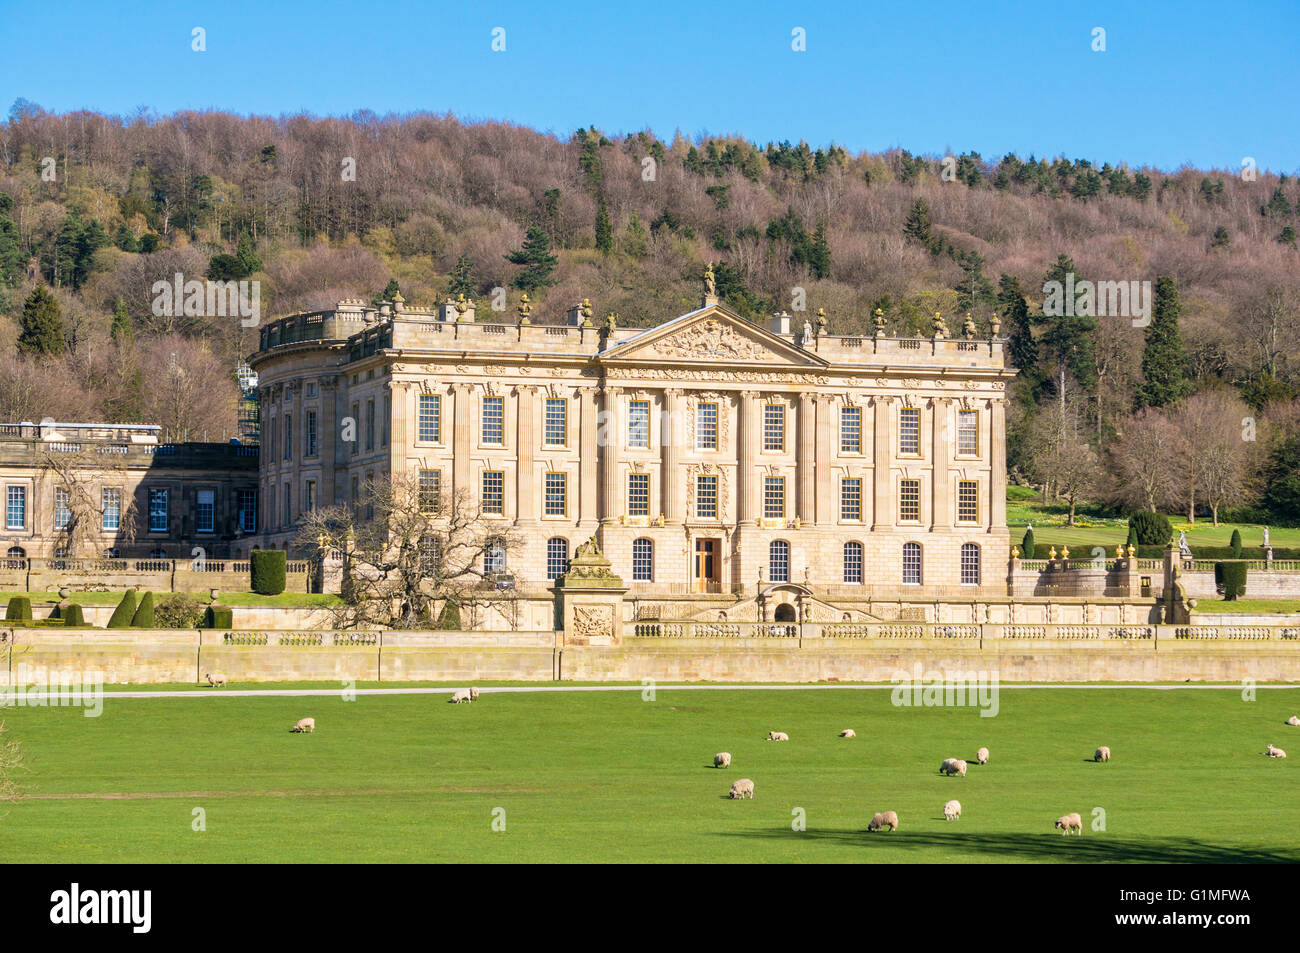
top-left (989, 397), bottom-right (1007, 533)
top-left (452, 383), bottom-right (472, 500)
top-left (814, 396), bottom-right (834, 526)
top-left (737, 391), bottom-right (758, 523)
top-left (931, 397), bottom-right (951, 530)
top-left (600, 385), bottom-right (622, 523)
top-left (797, 392), bottom-right (815, 522)
top-left (662, 388), bottom-right (684, 522)
top-left (871, 396), bottom-right (893, 530)
top-left (515, 385), bottom-right (537, 522)
top-left (290, 380), bottom-right (304, 465)
top-left (578, 387), bottom-right (599, 526)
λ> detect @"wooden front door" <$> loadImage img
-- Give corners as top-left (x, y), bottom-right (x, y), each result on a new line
top-left (693, 539), bottom-right (720, 592)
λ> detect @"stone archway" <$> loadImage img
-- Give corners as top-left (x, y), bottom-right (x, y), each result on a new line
top-left (774, 602), bottom-right (797, 623)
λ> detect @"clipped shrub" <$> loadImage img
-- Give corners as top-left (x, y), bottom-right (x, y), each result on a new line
top-left (1129, 511), bottom-right (1173, 546)
top-left (202, 605), bottom-right (234, 629)
top-left (1218, 561), bottom-right (1248, 600)
top-left (251, 549), bottom-right (287, 595)
top-left (5, 596), bottom-right (31, 621)
top-left (1230, 529), bottom-right (1243, 558)
top-left (434, 596), bottom-right (461, 631)
top-left (131, 591), bottom-right (155, 627)
top-left (106, 590), bottom-right (138, 628)
top-left (61, 603), bottom-right (86, 626)
top-left (1020, 527), bottom-right (1035, 558)
top-left (1126, 524), bottom-right (1139, 549)
top-left (155, 593), bottom-right (203, 629)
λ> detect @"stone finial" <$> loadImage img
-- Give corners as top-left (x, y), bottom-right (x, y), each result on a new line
top-left (932, 311), bottom-right (949, 339)
top-left (517, 293), bottom-right (532, 325)
top-left (1048, 546), bottom-right (1057, 560)
top-left (1011, 546), bottom-right (1020, 559)
top-left (962, 312), bottom-right (977, 339)
top-left (1115, 544), bottom-right (1124, 559)
top-left (392, 290), bottom-right (405, 311)
top-left (580, 298), bottom-right (593, 327)
top-left (990, 311), bottom-right (1001, 337)
top-left (815, 307), bottom-right (827, 333)
top-left (873, 307), bottom-right (886, 337)
top-left (1061, 546), bottom-right (1070, 560)
top-left (1127, 544), bottom-right (1136, 558)
top-left (603, 311), bottom-right (617, 333)
top-left (455, 293), bottom-right (470, 319)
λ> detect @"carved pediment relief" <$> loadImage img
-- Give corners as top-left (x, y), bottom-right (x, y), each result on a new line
top-left (603, 308), bottom-right (827, 368)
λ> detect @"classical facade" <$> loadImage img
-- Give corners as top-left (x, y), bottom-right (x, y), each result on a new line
top-left (0, 422), bottom-right (258, 559)
top-left (250, 282), bottom-right (1014, 613)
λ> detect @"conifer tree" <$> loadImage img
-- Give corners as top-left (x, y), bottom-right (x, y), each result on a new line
top-left (594, 201), bottom-right (614, 254)
top-left (448, 253), bottom-right (476, 298)
top-left (1136, 275), bottom-right (1192, 408)
top-left (18, 285), bottom-right (65, 356)
top-left (506, 227), bottom-right (558, 293)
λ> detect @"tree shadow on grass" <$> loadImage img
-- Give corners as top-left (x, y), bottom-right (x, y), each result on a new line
top-left (719, 828), bottom-right (1300, 863)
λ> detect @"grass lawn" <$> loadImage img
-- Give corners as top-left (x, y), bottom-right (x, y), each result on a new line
top-left (1192, 600), bottom-right (1300, 615)
top-left (1006, 491), bottom-right (1299, 551)
top-left (1, 686), bottom-right (1298, 863)
top-left (0, 591), bottom-right (342, 608)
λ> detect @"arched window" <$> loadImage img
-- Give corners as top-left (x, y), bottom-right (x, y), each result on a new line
top-left (148, 548), bottom-right (167, 559)
top-left (769, 540), bottom-right (790, 582)
top-left (6, 546), bottom-right (25, 559)
top-left (961, 543), bottom-right (981, 585)
top-left (902, 542), bottom-right (922, 585)
top-left (484, 537), bottom-right (507, 574)
top-left (546, 538), bottom-right (569, 580)
top-left (631, 538), bottom-right (654, 582)
top-left (843, 542), bottom-right (864, 584)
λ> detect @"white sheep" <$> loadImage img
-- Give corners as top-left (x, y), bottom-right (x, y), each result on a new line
top-left (1266, 744), bottom-right (1287, 759)
top-left (1094, 746), bottom-right (1111, 762)
top-left (1286, 715), bottom-right (1300, 727)
top-left (944, 799), bottom-right (961, 820)
top-left (469, 687), bottom-right (480, 701)
top-left (976, 746), bottom-right (989, 765)
top-left (767, 731), bottom-right (789, 741)
top-left (714, 752), bottom-right (732, 768)
top-left (204, 672), bottom-right (226, 688)
top-left (940, 758), bottom-right (967, 777)
top-left (1055, 813), bottom-right (1082, 835)
top-left (449, 689), bottom-right (471, 703)
top-left (291, 717), bottom-right (315, 733)
top-left (867, 811), bottom-right (899, 832)
top-left (729, 778), bottom-right (754, 799)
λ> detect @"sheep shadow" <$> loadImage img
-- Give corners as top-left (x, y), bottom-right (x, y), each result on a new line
top-left (718, 828), bottom-right (1300, 864)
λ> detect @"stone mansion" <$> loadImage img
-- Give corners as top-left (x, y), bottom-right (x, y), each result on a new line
top-left (249, 279), bottom-right (1014, 610)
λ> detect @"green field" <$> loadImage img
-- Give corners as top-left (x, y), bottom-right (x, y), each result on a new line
top-left (2, 685), bottom-right (1298, 863)
top-left (1006, 489), bottom-right (1299, 551)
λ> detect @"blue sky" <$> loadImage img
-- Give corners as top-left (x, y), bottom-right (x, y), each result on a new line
top-left (3, 0), bottom-right (1297, 173)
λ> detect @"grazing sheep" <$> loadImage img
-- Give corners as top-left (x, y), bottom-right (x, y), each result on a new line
top-left (767, 731), bottom-right (789, 741)
top-left (867, 811), bottom-right (899, 832)
top-left (940, 758), bottom-right (967, 777)
top-left (469, 687), bottom-right (480, 701)
top-left (291, 717), bottom-right (315, 733)
top-left (944, 799), bottom-right (961, 821)
top-left (1055, 813), bottom-right (1083, 835)
top-left (714, 752), bottom-right (732, 768)
top-left (1094, 746), bottom-right (1111, 762)
top-left (729, 778), bottom-right (754, 799)
top-left (449, 689), bottom-right (471, 703)
top-left (1287, 715), bottom-right (1300, 727)
top-left (1266, 744), bottom-right (1287, 759)
top-left (840, 729), bottom-right (856, 738)
top-left (204, 673), bottom-right (226, 688)
top-left (976, 747), bottom-right (989, 765)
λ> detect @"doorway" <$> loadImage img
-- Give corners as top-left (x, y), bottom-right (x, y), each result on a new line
top-left (693, 538), bottom-right (720, 592)
top-left (774, 602), bottom-right (797, 623)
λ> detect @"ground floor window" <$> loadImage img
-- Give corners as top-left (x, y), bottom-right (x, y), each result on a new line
top-left (546, 537), bottom-right (569, 580)
top-left (769, 540), bottom-right (790, 582)
top-left (843, 541), bottom-right (863, 584)
top-left (632, 538), bottom-right (653, 581)
top-left (961, 543), bottom-right (981, 585)
top-left (903, 542), bottom-right (922, 585)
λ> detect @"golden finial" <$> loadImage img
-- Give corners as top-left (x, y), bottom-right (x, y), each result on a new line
top-left (1061, 546), bottom-right (1070, 560)
top-left (517, 293), bottom-right (531, 325)
top-left (1127, 544), bottom-right (1136, 558)
top-left (1011, 546), bottom-right (1020, 559)
top-left (1048, 546), bottom-right (1057, 560)
top-left (1115, 544), bottom-right (1124, 559)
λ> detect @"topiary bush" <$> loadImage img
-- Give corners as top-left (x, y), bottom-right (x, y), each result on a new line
top-left (1020, 527), bottom-right (1035, 558)
top-left (106, 590), bottom-right (138, 628)
top-left (202, 605), bottom-right (233, 629)
top-left (1230, 529), bottom-right (1243, 558)
top-left (131, 591), bottom-right (155, 627)
top-left (5, 596), bottom-right (31, 621)
top-left (434, 596), bottom-right (461, 631)
top-left (1218, 561), bottom-right (1248, 600)
top-left (1126, 524), bottom-right (1139, 549)
top-left (1129, 511), bottom-right (1173, 546)
top-left (250, 549), bottom-right (287, 595)
top-left (61, 603), bottom-right (86, 626)
top-left (155, 593), bottom-right (203, 629)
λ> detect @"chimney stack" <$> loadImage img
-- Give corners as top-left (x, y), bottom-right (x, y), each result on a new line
top-left (769, 311), bottom-right (792, 335)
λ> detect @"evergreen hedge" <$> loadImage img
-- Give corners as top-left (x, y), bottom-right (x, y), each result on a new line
top-left (106, 590), bottom-right (138, 628)
top-left (250, 550), bottom-right (287, 595)
top-left (61, 603), bottom-right (86, 626)
top-left (131, 591), bottom-right (155, 627)
top-left (202, 605), bottom-right (234, 629)
top-left (1020, 527), bottom-right (1035, 557)
top-left (1129, 511), bottom-right (1173, 546)
top-left (1217, 561), bottom-right (1249, 600)
top-left (1230, 529), bottom-right (1243, 558)
top-left (5, 596), bottom-right (31, 621)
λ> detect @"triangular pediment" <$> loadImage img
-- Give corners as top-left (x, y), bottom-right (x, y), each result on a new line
top-left (599, 305), bottom-right (827, 368)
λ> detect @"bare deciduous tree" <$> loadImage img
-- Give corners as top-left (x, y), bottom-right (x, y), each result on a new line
top-left (1020, 401), bottom-right (1101, 525)
top-left (1108, 408), bottom-right (1182, 513)
top-left (293, 474), bottom-right (519, 630)
top-left (37, 447), bottom-right (138, 556)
